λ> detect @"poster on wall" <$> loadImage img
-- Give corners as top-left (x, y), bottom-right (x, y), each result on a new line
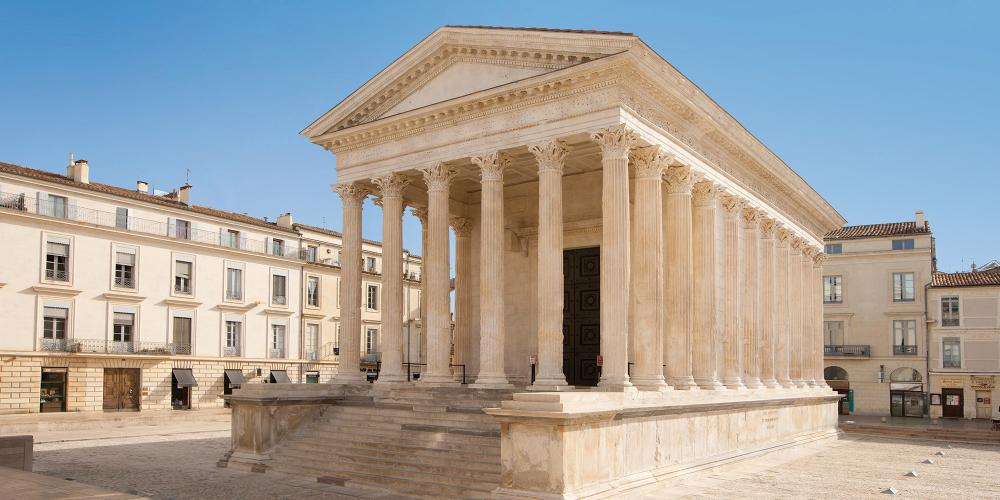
top-left (930, 393), bottom-right (942, 405)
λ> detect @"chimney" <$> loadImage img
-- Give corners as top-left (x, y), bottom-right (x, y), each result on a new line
top-left (276, 212), bottom-right (294, 228)
top-left (177, 184), bottom-right (192, 205)
top-left (67, 159), bottom-right (90, 184)
top-left (136, 180), bottom-right (149, 193)
top-left (915, 210), bottom-right (925, 229)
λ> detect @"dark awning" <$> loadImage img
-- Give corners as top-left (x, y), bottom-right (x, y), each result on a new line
top-left (172, 368), bottom-right (198, 388)
top-left (270, 370), bottom-right (291, 383)
top-left (224, 369), bottom-right (247, 386)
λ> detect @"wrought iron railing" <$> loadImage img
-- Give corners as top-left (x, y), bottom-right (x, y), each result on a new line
top-left (67, 339), bottom-right (191, 355)
top-left (364, 351), bottom-right (382, 364)
top-left (45, 268), bottom-right (69, 282)
top-left (114, 275), bottom-right (134, 288)
top-left (893, 345), bottom-right (918, 355)
top-left (824, 345), bottom-right (871, 357)
top-left (174, 282), bottom-right (192, 294)
top-left (322, 341), bottom-right (340, 358)
top-left (223, 346), bottom-right (240, 357)
top-left (272, 295), bottom-right (287, 305)
top-left (269, 348), bottom-right (285, 359)
top-left (303, 350), bottom-right (320, 361)
top-left (40, 338), bottom-right (68, 351)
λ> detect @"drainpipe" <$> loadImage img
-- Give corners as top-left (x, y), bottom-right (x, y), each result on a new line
top-left (923, 280), bottom-right (931, 417)
top-left (299, 233), bottom-right (306, 383)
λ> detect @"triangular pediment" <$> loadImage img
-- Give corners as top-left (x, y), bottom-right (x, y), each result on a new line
top-left (302, 26), bottom-right (639, 139)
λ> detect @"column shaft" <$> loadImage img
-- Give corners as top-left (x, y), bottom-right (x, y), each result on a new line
top-left (814, 254), bottom-right (829, 388)
top-left (720, 196), bottom-right (745, 389)
top-left (788, 241), bottom-right (804, 387)
top-left (741, 208), bottom-right (763, 389)
top-left (775, 229), bottom-right (793, 387)
top-left (332, 183), bottom-right (367, 383)
top-left (801, 248), bottom-right (817, 387)
top-left (419, 164), bottom-right (458, 385)
top-left (664, 165), bottom-right (698, 389)
top-left (451, 217), bottom-right (472, 383)
top-left (372, 174), bottom-right (409, 384)
top-left (691, 181), bottom-right (724, 389)
top-left (759, 219), bottom-right (780, 388)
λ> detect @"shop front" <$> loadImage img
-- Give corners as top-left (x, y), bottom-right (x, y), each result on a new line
top-left (40, 367), bottom-right (67, 413)
top-left (889, 367), bottom-right (924, 418)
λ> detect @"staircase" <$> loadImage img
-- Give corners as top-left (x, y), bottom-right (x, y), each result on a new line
top-left (841, 421), bottom-right (1000, 445)
top-left (264, 386), bottom-right (514, 499)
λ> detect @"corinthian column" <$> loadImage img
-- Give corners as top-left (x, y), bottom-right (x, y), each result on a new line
top-left (663, 164), bottom-right (698, 390)
top-left (372, 174), bottom-right (410, 384)
top-left (813, 252), bottom-right (830, 389)
top-left (470, 152), bottom-right (513, 389)
top-left (591, 125), bottom-right (636, 391)
top-left (775, 228), bottom-right (794, 388)
top-left (410, 207), bottom-right (428, 371)
top-left (800, 245), bottom-right (817, 388)
top-left (528, 141), bottom-right (571, 391)
top-left (332, 183), bottom-right (368, 384)
top-left (720, 195), bottom-right (745, 389)
top-left (759, 217), bottom-right (780, 388)
top-left (691, 181), bottom-right (724, 389)
top-left (628, 146), bottom-right (671, 391)
top-left (741, 208), bottom-right (763, 389)
top-left (451, 216), bottom-right (472, 383)
top-left (788, 239), bottom-right (805, 387)
top-left (418, 164), bottom-right (458, 386)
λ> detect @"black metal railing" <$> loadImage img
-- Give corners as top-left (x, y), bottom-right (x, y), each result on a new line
top-left (69, 339), bottom-right (191, 355)
top-left (40, 338), bottom-right (69, 351)
top-left (114, 275), bottom-right (134, 288)
top-left (893, 345), bottom-right (918, 355)
top-left (824, 345), bottom-right (871, 357)
top-left (223, 346), bottom-right (240, 357)
top-left (45, 268), bottom-right (69, 282)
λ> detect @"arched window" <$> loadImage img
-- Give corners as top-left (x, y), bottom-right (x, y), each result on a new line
top-left (889, 367), bottom-right (922, 383)
top-left (824, 366), bottom-right (849, 381)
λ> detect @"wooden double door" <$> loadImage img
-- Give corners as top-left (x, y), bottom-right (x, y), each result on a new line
top-left (942, 388), bottom-right (963, 418)
top-left (103, 368), bottom-right (140, 411)
top-left (563, 247), bottom-right (601, 387)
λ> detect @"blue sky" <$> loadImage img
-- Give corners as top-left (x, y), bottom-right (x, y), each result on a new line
top-left (2, 1), bottom-right (997, 272)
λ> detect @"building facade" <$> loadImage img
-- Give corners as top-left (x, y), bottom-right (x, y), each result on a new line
top-left (0, 160), bottom-right (421, 414)
top-left (821, 212), bottom-right (934, 417)
top-left (927, 269), bottom-right (1000, 420)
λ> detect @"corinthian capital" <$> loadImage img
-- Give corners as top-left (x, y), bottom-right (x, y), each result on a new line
top-left (420, 163), bottom-right (457, 192)
top-left (663, 165), bottom-right (698, 194)
top-left (813, 252), bottom-right (827, 266)
top-left (528, 140), bottom-right (567, 174)
top-left (471, 151), bottom-right (509, 182)
top-left (720, 194), bottom-right (746, 217)
top-left (371, 173), bottom-right (410, 199)
top-left (630, 145), bottom-right (671, 179)
top-left (776, 226), bottom-right (792, 245)
top-left (409, 206), bottom-right (427, 224)
top-left (332, 183), bottom-right (369, 205)
top-left (759, 217), bottom-right (776, 239)
top-left (800, 245), bottom-right (816, 260)
top-left (589, 124), bottom-right (637, 160)
top-left (691, 181), bottom-right (722, 206)
top-left (450, 216), bottom-right (472, 237)
top-left (741, 207), bottom-right (760, 228)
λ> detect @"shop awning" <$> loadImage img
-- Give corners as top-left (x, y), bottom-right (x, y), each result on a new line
top-left (224, 369), bottom-right (247, 386)
top-left (172, 368), bottom-right (198, 388)
top-left (270, 370), bottom-right (291, 384)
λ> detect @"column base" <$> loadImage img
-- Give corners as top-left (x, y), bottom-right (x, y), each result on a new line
top-left (692, 378), bottom-right (726, 390)
top-left (373, 373), bottom-right (408, 385)
top-left (762, 378), bottom-right (782, 389)
top-left (743, 377), bottom-right (764, 389)
top-left (722, 377), bottom-right (746, 390)
top-left (592, 383), bottom-right (638, 393)
top-left (528, 376), bottom-right (574, 391)
top-left (792, 379), bottom-right (809, 388)
top-left (805, 379), bottom-right (819, 388)
top-left (418, 373), bottom-right (462, 386)
top-left (630, 376), bottom-right (672, 392)
top-left (777, 379), bottom-right (796, 389)
top-left (470, 374), bottom-right (513, 389)
top-left (668, 376), bottom-right (699, 390)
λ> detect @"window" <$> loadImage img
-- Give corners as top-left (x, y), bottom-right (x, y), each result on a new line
top-left (892, 320), bottom-right (917, 354)
top-left (113, 312), bottom-right (134, 343)
top-left (892, 272), bottom-right (915, 302)
top-left (305, 324), bottom-right (319, 359)
top-left (43, 307), bottom-right (68, 340)
top-left (225, 267), bottom-right (243, 301)
top-left (174, 219), bottom-right (191, 240)
top-left (892, 239), bottom-right (915, 250)
top-left (943, 338), bottom-right (961, 368)
top-left (823, 321), bottom-right (844, 346)
top-left (366, 327), bottom-right (379, 354)
top-left (824, 243), bottom-right (842, 254)
top-left (172, 316), bottom-right (192, 347)
top-left (225, 320), bottom-right (241, 356)
top-left (226, 230), bottom-right (240, 249)
top-left (49, 195), bottom-right (68, 218)
top-left (366, 284), bottom-right (379, 310)
top-left (365, 256), bottom-right (377, 273)
top-left (823, 275), bottom-right (842, 303)
top-left (272, 238), bottom-right (285, 256)
top-left (941, 296), bottom-right (960, 327)
top-left (272, 274), bottom-right (287, 305)
top-left (114, 251), bottom-right (135, 288)
top-left (45, 241), bottom-right (70, 281)
top-left (174, 260), bottom-right (193, 294)
top-left (307, 276), bottom-right (320, 307)
top-left (270, 324), bottom-right (286, 358)
top-left (115, 207), bottom-right (129, 229)
top-left (306, 245), bottom-right (318, 262)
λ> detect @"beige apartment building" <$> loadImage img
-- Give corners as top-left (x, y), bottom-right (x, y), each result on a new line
top-left (927, 267), bottom-right (1000, 420)
top-left (0, 159), bottom-right (421, 415)
top-left (822, 212), bottom-right (933, 417)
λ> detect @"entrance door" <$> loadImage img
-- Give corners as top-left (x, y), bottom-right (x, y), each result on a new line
top-left (975, 390), bottom-right (991, 419)
top-left (103, 368), bottom-right (140, 411)
top-left (563, 247), bottom-right (601, 387)
top-left (890, 392), bottom-right (904, 417)
top-left (903, 391), bottom-right (925, 417)
top-left (942, 388), bottom-right (963, 418)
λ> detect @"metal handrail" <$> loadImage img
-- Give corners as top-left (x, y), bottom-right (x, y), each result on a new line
top-left (269, 348), bottom-right (286, 358)
top-left (223, 346), bottom-right (240, 357)
top-left (893, 345), bottom-right (918, 355)
top-left (69, 339), bottom-right (191, 355)
top-left (824, 345), bottom-right (871, 357)
top-left (45, 268), bottom-right (69, 281)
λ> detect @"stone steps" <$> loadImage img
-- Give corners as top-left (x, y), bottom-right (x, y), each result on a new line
top-left (315, 407), bottom-right (497, 429)
top-left (281, 435), bottom-right (501, 464)
top-left (272, 446), bottom-right (501, 481)
top-left (297, 426), bottom-right (501, 452)
top-left (842, 424), bottom-right (1000, 444)
top-left (267, 459), bottom-right (496, 499)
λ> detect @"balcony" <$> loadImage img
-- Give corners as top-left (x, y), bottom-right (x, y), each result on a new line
top-left (824, 345), bottom-right (871, 357)
top-left (322, 342), bottom-right (339, 358)
top-left (39, 338), bottom-right (68, 351)
top-left (269, 348), bottom-right (286, 359)
top-left (303, 350), bottom-right (320, 361)
top-left (47, 339), bottom-right (193, 355)
top-left (114, 275), bottom-right (134, 288)
top-left (45, 268), bottom-right (69, 282)
top-left (223, 346), bottom-right (240, 357)
top-left (894, 345), bottom-right (918, 355)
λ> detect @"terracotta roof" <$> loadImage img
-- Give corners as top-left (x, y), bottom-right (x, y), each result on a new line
top-left (443, 25), bottom-right (634, 36)
top-left (0, 160), bottom-right (298, 234)
top-left (932, 271), bottom-right (1000, 288)
top-left (824, 221), bottom-right (930, 240)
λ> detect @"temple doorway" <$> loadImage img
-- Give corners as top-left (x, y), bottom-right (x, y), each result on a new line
top-left (562, 247), bottom-right (601, 387)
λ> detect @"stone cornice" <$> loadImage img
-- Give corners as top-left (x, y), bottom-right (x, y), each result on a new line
top-left (216, 301), bottom-right (260, 312)
top-left (31, 285), bottom-right (82, 297)
top-left (101, 292), bottom-right (147, 303)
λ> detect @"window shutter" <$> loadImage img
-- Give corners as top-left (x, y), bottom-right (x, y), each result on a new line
top-left (67, 199), bottom-right (78, 220)
top-left (36, 192), bottom-right (47, 215)
top-left (166, 217), bottom-right (175, 238)
top-left (264, 237), bottom-right (271, 255)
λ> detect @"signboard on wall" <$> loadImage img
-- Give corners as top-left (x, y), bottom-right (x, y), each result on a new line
top-left (970, 376), bottom-right (996, 390)
top-left (940, 377), bottom-right (964, 388)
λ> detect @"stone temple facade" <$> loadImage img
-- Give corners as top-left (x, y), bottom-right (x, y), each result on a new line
top-left (226, 26), bottom-right (847, 498)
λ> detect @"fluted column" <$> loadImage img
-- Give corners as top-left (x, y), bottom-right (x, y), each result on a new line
top-left (419, 164), bottom-right (458, 385)
top-left (591, 125), bottom-right (635, 391)
top-left (332, 183), bottom-right (368, 383)
top-left (471, 152), bottom-right (513, 389)
top-left (775, 228), bottom-right (793, 388)
top-left (759, 218), bottom-right (780, 388)
top-left (788, 239), bottom-right (805, 387)
top-left (741, 208), bottom-right (763, 389)
top-left (663, 164), bottom-right (698, 390)
top-left (628, 146), bottom-right (671, 391)
top-left (372, 174), bottom-right (410, 384)
top-left (528, 141), bottom-right (571, 390)
top-left (813, 252), bottom-right (829, 389)
top-left (451, 216), bottom-right (472, 383)
top-left (720, 195), bottom-right (746, 389)
top-left (691, 181), bottom-right (724, 389)
top-left (801, 246), bottom-right (818, 387)
top-left (410, 207), bottom-right (429, 372)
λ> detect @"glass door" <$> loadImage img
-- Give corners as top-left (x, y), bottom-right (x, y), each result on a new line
top-left (40, 369), bottom-right (67, 412)
top-left (890, 392), bottom-right (904, 417)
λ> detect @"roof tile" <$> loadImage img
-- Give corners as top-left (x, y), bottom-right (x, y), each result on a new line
top-left (932, 271), bottom-right (1000, 288)
top-left (824, 221), bottom-right (930, 240)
